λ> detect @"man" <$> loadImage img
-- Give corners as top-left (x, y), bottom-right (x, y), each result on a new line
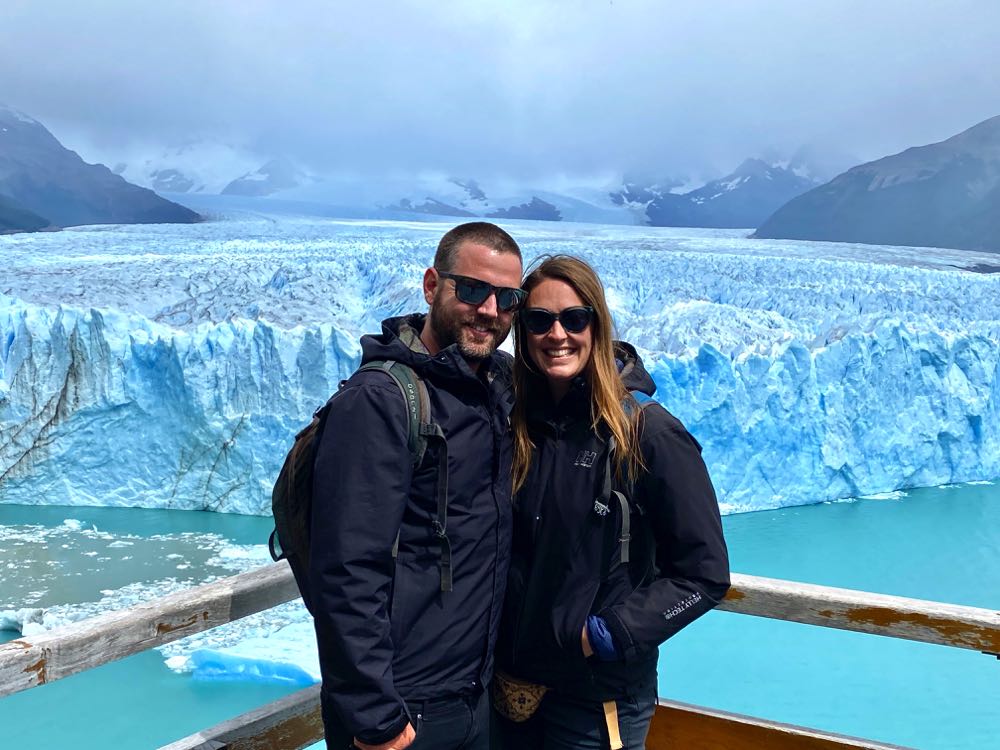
top-left (309, 222), bottom-right (524, 750)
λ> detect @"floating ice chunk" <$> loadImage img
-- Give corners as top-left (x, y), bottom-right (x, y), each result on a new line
top-left (61, 519), bottom-right (84, 531)
top-left (0, 607), bottom-right (44, 633)
top-left (165, 655), bottom-right (191, 672)
top-left (187, 621), bottom-right (320, 686)
top-left (860, 491), bottom-right (908, 501)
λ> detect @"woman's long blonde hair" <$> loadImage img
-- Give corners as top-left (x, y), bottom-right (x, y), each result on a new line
top-left (512, 255), bottom-right (643, 492)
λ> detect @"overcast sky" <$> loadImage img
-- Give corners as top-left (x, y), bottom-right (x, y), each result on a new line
top-left (3, 0), bottom-right (999, 182)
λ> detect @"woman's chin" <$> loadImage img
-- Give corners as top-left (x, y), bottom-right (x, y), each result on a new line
top-left (541, 370), bottom-right (579, 388)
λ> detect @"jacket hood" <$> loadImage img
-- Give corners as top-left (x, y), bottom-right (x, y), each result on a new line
top-left (614, 341), bottom-right (656, 397)
top-left (360, 313), bottom-right (513, 392)
top-left (360, 313), bottom-right (432, 369)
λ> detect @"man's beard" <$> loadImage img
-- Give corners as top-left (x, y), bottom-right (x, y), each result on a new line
top-left (428, 303), bottom-right (509, 362)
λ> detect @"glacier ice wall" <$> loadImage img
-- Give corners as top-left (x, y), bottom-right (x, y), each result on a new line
top-left (1, 300), bottom-right (364, 513)
top-left (2, 217), bottom-right (999, 514)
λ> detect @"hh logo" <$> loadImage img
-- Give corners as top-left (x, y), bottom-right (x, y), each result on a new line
top-left (573, 450), bottom-right (598, 468)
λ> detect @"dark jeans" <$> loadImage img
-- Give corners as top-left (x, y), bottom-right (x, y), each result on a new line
top-left (493, 682), bottom-right (657, 750)
top-left (323, 692), bottom-right (489, 750)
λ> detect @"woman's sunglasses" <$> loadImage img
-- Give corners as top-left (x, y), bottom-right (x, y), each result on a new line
top-left (437, 271), bottom-right (527, 312)
top-left (521, 306), bottom-right (594, 335)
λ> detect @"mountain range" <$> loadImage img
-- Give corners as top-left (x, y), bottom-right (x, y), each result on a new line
top-left (108, 142), bottom-right (836, 228)
top-left (612, 158), bottom-right (819, 228)
top-left (8, 102), bottom-right (998, 254)
top-left (0, 105), bottom-right (199, 233)
top-left (755, 115), bottom-right (1000, 253)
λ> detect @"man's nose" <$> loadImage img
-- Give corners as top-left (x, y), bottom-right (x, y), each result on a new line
top-left (477, 292), bottom-right (499, 317)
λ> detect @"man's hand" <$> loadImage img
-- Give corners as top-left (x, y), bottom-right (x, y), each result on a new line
top-left (354, 722), bottom-right (416, 750)
top-left (582, 622), bottom-right (594, 657)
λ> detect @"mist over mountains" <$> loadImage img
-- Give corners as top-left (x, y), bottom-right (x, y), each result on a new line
top-left (0, 105), bottom-right (200, 232)
top-left (74, 114), bottom-right (848, 228)
top-left (4, 102), bottom-right (1000, 255)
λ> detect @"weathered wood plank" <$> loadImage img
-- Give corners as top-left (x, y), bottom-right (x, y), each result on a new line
top-left (0, 562), bottom-right (300, 699)
top-left (648, 699), bottom-right (913, 750)
top-left (4, 564), bottom-right (998, 705)
top-left (158, 684), bottom-right (323, 750)
top-left (719, 573), bottom-right (1000, 654)
top-left (157, 689), bottom-right (910, 750)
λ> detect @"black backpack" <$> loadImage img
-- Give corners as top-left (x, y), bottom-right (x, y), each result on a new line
top-left (268, 359), bottom-right (453, 613)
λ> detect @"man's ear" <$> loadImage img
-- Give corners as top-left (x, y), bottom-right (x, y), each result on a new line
top-left (423, 267), bottom-right (438, 305)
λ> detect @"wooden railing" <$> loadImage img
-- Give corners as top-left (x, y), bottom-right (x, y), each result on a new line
top-left (2, 563), bottom-right (997, 749)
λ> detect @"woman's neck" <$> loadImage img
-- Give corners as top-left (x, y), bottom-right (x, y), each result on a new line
top-left (548, 379), bottom-right (571, 404)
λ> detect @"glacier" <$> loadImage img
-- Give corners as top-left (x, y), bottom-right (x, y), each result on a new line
top-left (2, 211), bottom-right (1000, 514)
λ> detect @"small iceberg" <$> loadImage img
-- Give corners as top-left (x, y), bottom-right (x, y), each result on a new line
top-left (185, 620), bottom-right (320, 686)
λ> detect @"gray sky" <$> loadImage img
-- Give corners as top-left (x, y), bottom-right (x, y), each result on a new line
top-left (3, 0), bottom-right (999, 181)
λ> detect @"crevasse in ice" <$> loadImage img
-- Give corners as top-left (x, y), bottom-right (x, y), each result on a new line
top-left (2, 215), bottom-right (999, 514)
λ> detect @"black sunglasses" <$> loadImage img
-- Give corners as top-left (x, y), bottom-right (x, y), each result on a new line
top-left (521, 306), bottom-right (594, 335)
top-left (436, 271), bottom-right (527, 312)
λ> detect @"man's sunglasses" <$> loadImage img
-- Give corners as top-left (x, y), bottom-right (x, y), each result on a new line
top-left (521, 306), bottom-right (595, 335)
top-left (437, 271), bottom-right (527, 312)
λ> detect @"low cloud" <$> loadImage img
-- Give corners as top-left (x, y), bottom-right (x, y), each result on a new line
top-left (2, 0), bottom-right (999, 180)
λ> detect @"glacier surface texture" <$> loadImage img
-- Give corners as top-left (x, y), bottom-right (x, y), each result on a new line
top-left (2, 212), bottom-right (999, 514)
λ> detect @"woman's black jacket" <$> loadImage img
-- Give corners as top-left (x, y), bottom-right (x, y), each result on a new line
top-left (496, 343), bottom-right (730, 700)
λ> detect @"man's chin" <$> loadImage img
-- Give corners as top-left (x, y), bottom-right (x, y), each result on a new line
top-left (457, 332), bottom-right (500, 361)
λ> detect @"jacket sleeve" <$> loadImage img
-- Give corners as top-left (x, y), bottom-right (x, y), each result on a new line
top-left (598, 406), bottom-right (730, 662)
top-left (308, 375), bottom-right (413, 745)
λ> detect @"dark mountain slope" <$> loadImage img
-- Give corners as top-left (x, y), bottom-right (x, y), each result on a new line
top-left (0, 193), bottom-right (50, 232)
top-left (0, 105), bottom-right (200, 229)
top-left (754, 115), bottom-right (1000, 253)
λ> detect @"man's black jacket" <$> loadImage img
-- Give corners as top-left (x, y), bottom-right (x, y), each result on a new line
top-left (309, 314), bottom-right (514, 745)
top-left (497, 343), bottom-right (730, 700)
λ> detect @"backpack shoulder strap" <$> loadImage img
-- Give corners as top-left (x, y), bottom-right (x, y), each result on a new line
top-left (357, 359), bottom-right (452, 593)
top-left (600, 435), bottom-right (631, 567)
top-left (358, 360), bottom-right (429, 466)
top-left (598, 391), bottom-right (658, 568)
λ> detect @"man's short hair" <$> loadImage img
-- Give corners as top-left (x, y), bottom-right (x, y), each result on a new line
top-left (434, 222), bottom-right (523, 273)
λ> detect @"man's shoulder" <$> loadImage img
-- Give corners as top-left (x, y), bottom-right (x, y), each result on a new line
top-left (329, 367), bottom-right (413, 414)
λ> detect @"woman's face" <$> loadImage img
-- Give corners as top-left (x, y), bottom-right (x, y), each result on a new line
top-left (523, 278), bottom-right (594, 398)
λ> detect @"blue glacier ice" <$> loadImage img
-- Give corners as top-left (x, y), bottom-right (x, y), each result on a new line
top-left (185, 620), bottom-right (320, 686)
top-left (2, 213), bottom-right (999, 514)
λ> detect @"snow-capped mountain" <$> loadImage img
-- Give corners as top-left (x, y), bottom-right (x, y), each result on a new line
top-left (269, 174), bottom-right (639, 224)
top-left (222, 157), bottom-right (313, 197)
top-left (611, 159), bottom-right (818, 229)
top-left (106, 141), bottom-right (263, 195)
top-left (755, 114), bottom-right (1000, 253)
top-left (0, 105), bottom-right (200, 230)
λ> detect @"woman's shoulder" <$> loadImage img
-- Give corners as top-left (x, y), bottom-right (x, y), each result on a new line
top-left (633, 397), bottom-right (696, 444)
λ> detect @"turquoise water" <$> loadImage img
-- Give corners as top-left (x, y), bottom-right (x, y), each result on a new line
top-left (662, 483), bottom-right (1000, 749)
top-left (0, 505), bottom-right (305, 748)
top-left (2, 484), bottom-right (998, 748)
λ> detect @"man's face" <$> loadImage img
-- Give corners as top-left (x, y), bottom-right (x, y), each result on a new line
top-left (423, 241), bottom-right (523, 363)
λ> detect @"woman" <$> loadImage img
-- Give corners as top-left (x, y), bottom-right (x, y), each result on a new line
top-left (493, 255), bottom-right (730, 750)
